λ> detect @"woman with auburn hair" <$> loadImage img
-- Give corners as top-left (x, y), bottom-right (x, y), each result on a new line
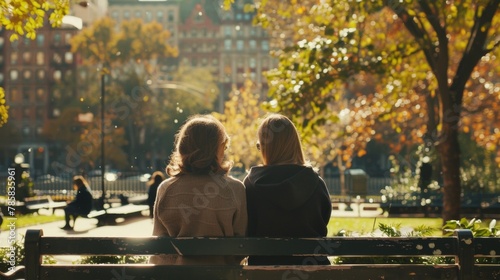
top-left (244, 113), bottom-right (332, 265)
top-left (150, 114), bottom-right (247, 265)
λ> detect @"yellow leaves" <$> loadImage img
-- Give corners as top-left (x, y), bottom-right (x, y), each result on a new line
top-left (1, 0), bottom-right (69, 40)
top-left (0, 87), bottom-right (9, 127)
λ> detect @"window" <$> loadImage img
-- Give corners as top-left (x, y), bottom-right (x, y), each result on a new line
top-left (54, 33), bottom-right (61, 44)
top-left (10, 70), bottom-right (18, 81)
top-left (236, 26), bottom-right (243, 37)
top-left (23, 126), bottom-right (30, 136)
top-left (64, 52), bottom-right (73, 64)
top-left (9, 88), bottom-right (19, 102)
top-left (212, 58), bottom-right (219, 66)
top-left (249, 27), bottom-right (256, 36)
top-left (135, 11), bottom-right (141, 18)
top-left (224, 26), bottom-right (232, 37)
top-left (36, 52), bottom-right (44, 65)
top-left (53, 53), bottom-right (62, 64)
top-left (23, 88), bottom-right (30, 102)
top-left (37, 70), bottom-right (45, 80)
top-left (236, 40), bottom-right (244, 50)
top-left (168, 10), bottom-right (174, 22)
top-left (52, 89), bottom-right (61, 99)
top-left (23, 37), bottom-right (31, 46)
top-left (36, 88), bottom-right (45, 102)
top-left (111, 11), bottom-right (119, 20)
top-left (0, 73), bottom-right (3, 84)
top-left (36, 34), bottom-right (44, 46)
top-left (11, 52), bottom-right (18, 64)
top-left (157, 11), bottom-right (164, 21)
top-left (23, 52), bottom-right (31, 64)
top-left (64, 33), bottom-right (72, 44)
top-left (249, 57), bottom-right (256, 69)
top-left (224, 39), bottom-right (232, 50)
top-left (262, 40), bottom-right (269, 51)
top-left (145, 11), bottom-right (152, 22)
top-left (249, 40), bottom-right (256, 49)
top-left (53, 70), bottom-right (62, 82)
top-left (124, 11), bottom-right (130, 19)
top-left (0, 37), bottom-right (4, 48)
top-left (23, 70), bottom-right (31, 80)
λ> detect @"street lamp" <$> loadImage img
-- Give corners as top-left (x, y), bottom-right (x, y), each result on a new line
top-left (75, 1), bottom-right (108, 209)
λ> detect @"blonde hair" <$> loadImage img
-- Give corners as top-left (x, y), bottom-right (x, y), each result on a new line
top-left (257, 114), bottom-right (305, 165)
top-left (167, 114), bottom-right (231, 176)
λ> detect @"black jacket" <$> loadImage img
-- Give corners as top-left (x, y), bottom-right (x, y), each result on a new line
top-left (243, 164), bottom-right (332, 265)
top-left (68, 187), bottom-right (93, 215)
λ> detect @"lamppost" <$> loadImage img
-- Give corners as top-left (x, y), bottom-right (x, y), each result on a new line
top-left (73, 1), bottom-right (108, 209)
top-left (99, 67), bottom-right (106, 209)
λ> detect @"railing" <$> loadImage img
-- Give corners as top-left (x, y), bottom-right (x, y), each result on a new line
top-left (0, 174), bottom-right (393, 198)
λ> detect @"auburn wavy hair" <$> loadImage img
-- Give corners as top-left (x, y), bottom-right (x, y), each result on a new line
top-left (166, 114), bottom-right (231, 176)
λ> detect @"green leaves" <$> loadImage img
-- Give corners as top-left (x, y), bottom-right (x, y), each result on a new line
top-left (442, 217), bottom-right (499, 237)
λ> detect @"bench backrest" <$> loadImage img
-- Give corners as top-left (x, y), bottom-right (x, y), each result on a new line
top-left (21, 229), bottom-right (500, 280)
top-left (24, 196), bottom-right (51, 206)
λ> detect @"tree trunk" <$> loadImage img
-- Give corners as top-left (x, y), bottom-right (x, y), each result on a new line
top-left (437, 120), bottom-right (462, 223)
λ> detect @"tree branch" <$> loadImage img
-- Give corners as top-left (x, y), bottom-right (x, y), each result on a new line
top-left (452, 0), bottom-right (500, 104)
top-left (386, 1), bottom-right (437, 72)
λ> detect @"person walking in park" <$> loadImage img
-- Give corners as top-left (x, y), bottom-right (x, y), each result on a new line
top-left (150, 114), bottom-right (247, 265)
top-left (60, 175), bottom-right (93, 230)
top-left (244, 113), bottom-right (332, 265)
top-left (147, 171), bottom-right (166, 218)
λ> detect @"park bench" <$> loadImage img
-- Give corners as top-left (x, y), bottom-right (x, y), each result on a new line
top-left (1, 229), bottom-right (497, 280)
top-left (20, 196), bottom-right (67, 215)
top-left (71, 204), bottom-right (149, 227)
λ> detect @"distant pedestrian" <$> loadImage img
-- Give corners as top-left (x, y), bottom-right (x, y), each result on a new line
top-left (244, 113), bottom-right (332, 265)
top-left (60, 175), bottom-right (93, 230)
top-left (150, 114), bottom-right (247, 265)
top-left (147, 171), bottom-right (166, 218)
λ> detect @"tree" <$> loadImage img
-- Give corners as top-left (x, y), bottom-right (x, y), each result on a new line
top-left (214, 80), bottom-right (264, 172)
top-left (0, 0), bottom-right (68, 41)
top-left (70, 17), bottom-right (178, 170)
top-left (250, 0), bottom-right (500, 222)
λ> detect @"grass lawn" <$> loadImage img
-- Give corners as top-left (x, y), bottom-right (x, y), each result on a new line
top-left (328, 216), bottom-right (498, 237)
top-left (1, 214), bottom-right (64, 231)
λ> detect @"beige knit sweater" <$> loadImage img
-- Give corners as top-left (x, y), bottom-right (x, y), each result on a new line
top-left (150, 173), bottom-right (247, 265)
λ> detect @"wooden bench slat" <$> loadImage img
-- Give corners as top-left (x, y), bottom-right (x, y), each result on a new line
top-left (474, 265), bottom-right (500, 279)
top-left (38, 236), bottom-right (460, 256)
top-left (37, 264), bottom-right (461, 280)
top-left (40, 265), bottom-right (242, 280)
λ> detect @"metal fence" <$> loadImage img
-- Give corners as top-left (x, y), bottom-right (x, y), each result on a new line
top-left (1, 172), bottom-right (393, 200)
top-left (324, 177), bottom-right (393, 196)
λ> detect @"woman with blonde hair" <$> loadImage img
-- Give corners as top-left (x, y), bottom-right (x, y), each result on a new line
top-left (150, 114), bottom-right (247, 265)
top-left (244, 113), bottom-right (331, 265)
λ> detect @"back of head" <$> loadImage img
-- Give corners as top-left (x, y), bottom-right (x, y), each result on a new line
top-left (258, 114), bottom-right (305, 165)
top-left (167, 114), bottom-right (231, 176)
top-left (73, 175), bottom-right (89, 190)
top-left (151, 171), bottom-right (165, 185)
